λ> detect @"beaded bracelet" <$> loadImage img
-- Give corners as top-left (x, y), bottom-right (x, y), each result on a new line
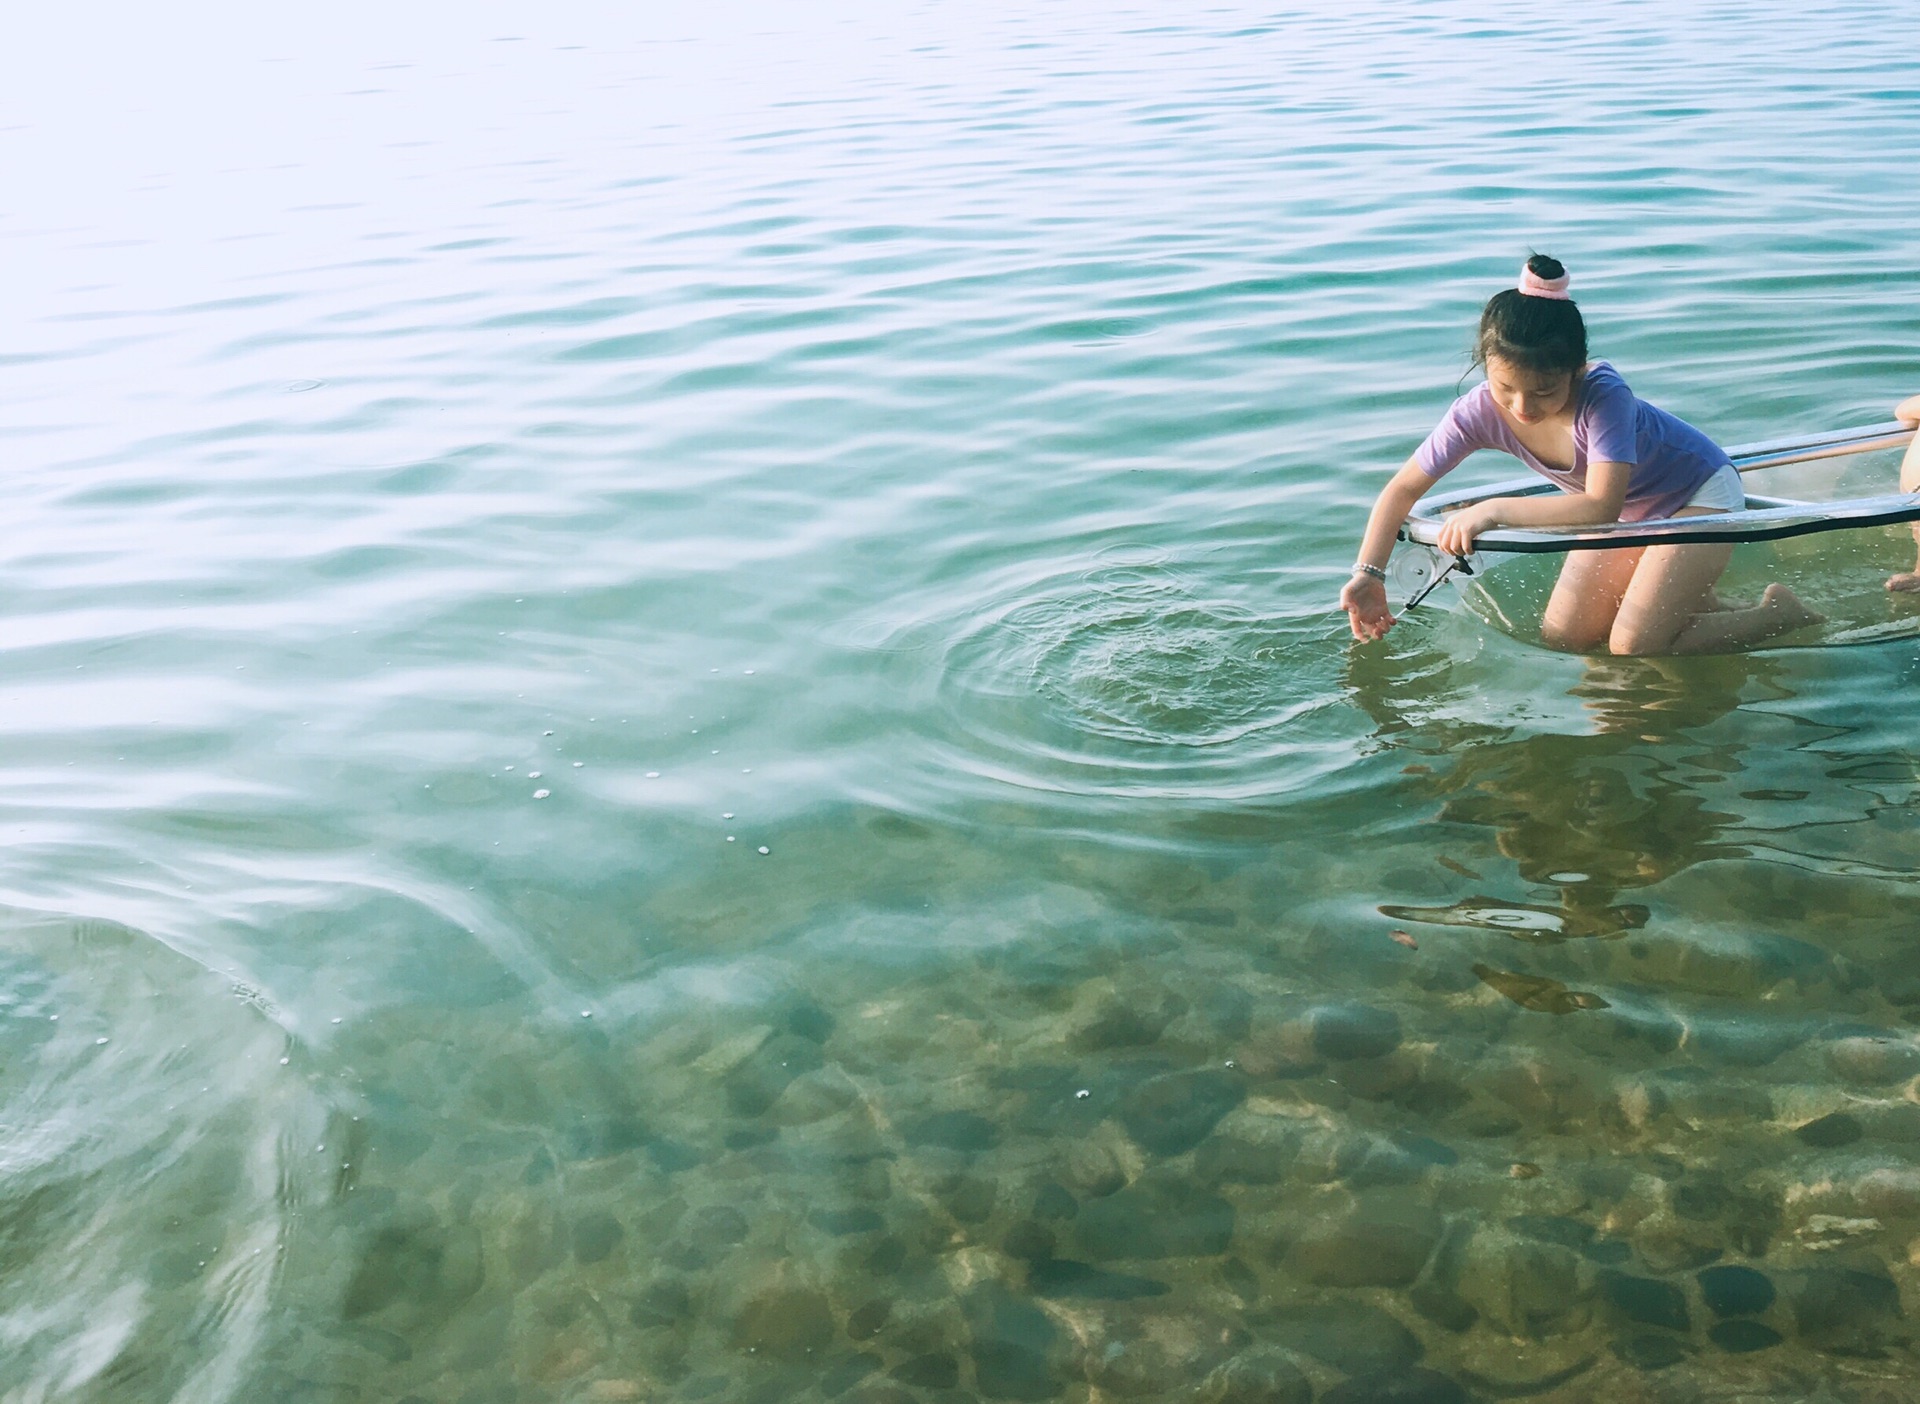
top-left (1351, 562), bottom-right (1387, 581)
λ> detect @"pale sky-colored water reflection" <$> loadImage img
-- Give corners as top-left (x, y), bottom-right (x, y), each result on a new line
top-left (2, 3), bottom-right (1919, 1401)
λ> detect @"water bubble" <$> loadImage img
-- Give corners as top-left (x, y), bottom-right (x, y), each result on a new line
top-left (1549, 872), bottom-right (1589, 883)
top-left (528, 771), bottom-right (541, 779)
top-left (758, 846), bottom-right (770, 855)
top-left (744, 669), bottom-right (755, 675)
top-left (726, 836), bottom-right (735, 842)
top-left (533, 789), bottom-right (551, 799)
top-left (279, 1057), bottom-right (290, 1065)
top-left (1075, 1089), bottom-right (1091, 1099)
top-left (646, 772), bottom-right (660, 779)
top-left (95, 1037), bottom-right (109, 1046)
top-left (573, 761), bottom-right (583, 767)
top-left (723, 813), bottom-right (734, 819)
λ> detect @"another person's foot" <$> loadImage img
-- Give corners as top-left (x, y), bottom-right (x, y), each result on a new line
top-left (1760, 582), bottom-right (1824, 630)
top-left (1887, 570), bottom-right (1920, 593)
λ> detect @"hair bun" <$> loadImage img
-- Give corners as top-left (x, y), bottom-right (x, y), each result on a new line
top-left (1526, 253), bottom-right (1567, 281)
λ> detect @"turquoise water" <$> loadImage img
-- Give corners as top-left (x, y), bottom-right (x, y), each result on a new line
top-left (3, 3), bottom-right (1920, 1400)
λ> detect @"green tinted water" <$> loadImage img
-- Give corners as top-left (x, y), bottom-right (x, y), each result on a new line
top-left (2, 3), bottom-right (1918, 1401)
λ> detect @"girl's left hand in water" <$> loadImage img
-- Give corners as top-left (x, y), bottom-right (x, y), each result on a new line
top-left (1435, 503), bottom-right (1500, 557)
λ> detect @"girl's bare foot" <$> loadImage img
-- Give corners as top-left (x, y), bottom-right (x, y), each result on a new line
top-left (1760, 582), bottom-right (1824, 631)
top-left (1887, 570), bottom-right (1920, 593)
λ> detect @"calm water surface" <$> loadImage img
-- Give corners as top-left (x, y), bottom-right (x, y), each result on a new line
top-left (3, 3), bottom-right (1919, 1401)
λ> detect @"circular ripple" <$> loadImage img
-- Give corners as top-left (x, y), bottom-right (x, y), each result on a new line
top-left (909, 552), bottom-right (1353, 800)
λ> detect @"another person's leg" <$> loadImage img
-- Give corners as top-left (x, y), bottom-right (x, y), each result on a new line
top-left (1887, 393), bottom-right (1920, 592)
top-left (1609, 521), bottom-right (1822, 655)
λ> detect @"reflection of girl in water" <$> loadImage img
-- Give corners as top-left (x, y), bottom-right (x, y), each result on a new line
top-left (1342, 255), bottom-right (1822, 654)
top-left (1887, 393), bottom-right (1920, 592)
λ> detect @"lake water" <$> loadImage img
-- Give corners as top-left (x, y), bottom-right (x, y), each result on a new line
top-left (3, 3), bottom-right (1919, 1401)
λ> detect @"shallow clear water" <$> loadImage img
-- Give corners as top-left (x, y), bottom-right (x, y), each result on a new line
top-left (3, 3), bottom-right (1919, 1401)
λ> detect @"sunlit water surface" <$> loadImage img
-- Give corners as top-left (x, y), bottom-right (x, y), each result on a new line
top-left (3, 3), bottom-right (1919, 1401)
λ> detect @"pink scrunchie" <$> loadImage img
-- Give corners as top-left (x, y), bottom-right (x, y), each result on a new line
top-left (1519, 264), bottom-right (1572, 300)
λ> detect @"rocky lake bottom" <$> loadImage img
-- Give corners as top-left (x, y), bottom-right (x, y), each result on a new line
top-left (115, 831), bottom-right (1907, 1404)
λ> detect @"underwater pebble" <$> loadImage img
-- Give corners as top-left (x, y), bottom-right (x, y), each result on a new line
top-left (573, 761), bottom-right (582, 767)
top-left (1458, 1228), bottom-right (1586, 1337)
top-left (584, 1381), bottom-right (644, 1403)
top-left (1308, 1002), bottom-right (1403, 1060)
top-left (903, 1110), bottom-right (998, 1152)
top-left (533, 789), bottom-right (550, 799)
top-left (1201, 1348), bottom-right (1310, 1404)
top-left (1798, 1213), bottom-right (1882, 1249)
top-left (1120, 1068), bottom-right (1244, 1157)
top-left (1612, 1333), bottom-right (1688, 1370)
top-left (1548, 871), bottom-right (1588, 883)
top-left (1708, 1319), bottom-right (1782, 1353)
top-left (646, 771), bottom-right (660, 778)
top-left (1825, 1034), bottom-right (1920, 1085)
top-left (723, 812), bottom-right (734, 819)
top-left (1698, 1263), bottom-right (1775, 1317)
top-left (1600, 1270), bottom-right (1691, 1331)
top-left (1290, 1198), bottom-right (1443, 1288)
top-left (1268, 1303), bottom-right (1422, 1376)
top-left (730, 1285), bottom-right (833, 1361)
top-left (1794, 1110), bottom-right (1864, 1147)
top-left (1072, 992), bottom-right (1185, 1051)
top-left (758, 846), bottom-right (769, 855)
top-left (891, 1353), bottom-right (958, 1389)
top-left (1788, 1265), bottom-right (1902, 1351)
top-left (1074, 1179), bottom-right (1233, 1260)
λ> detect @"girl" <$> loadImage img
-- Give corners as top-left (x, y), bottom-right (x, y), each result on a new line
top-left (1340, 256), bottom-right (1822, 654)
top-left (1887, 392), bottom-right (1920, 592)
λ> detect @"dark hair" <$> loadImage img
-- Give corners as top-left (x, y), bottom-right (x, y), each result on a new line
top-left (1473, 253), bottom-right (1587, 377)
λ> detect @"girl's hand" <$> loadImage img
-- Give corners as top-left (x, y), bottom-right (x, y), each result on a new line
top-left (1340, 573), bottom-right (1396, 642)
top-left (1435, 503), bottom-right (1499, 557)
top-left (1896, 393), bottom-right (1920, 426)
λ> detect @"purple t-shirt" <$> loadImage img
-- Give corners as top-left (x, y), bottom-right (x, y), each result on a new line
top-left (1413, 362), bottom-right (1728, 523)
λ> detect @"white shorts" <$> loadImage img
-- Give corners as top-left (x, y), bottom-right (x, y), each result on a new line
top-left (1682, 463), bottom-right (1745, 513)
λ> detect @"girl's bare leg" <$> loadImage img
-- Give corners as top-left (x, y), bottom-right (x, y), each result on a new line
top-left (1608, 516), bottom-right (1822, 655)
top-left (1889, 395), bottom-right (1920, 591)
top-left (1540, 546), bottom-right (1641, 652)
